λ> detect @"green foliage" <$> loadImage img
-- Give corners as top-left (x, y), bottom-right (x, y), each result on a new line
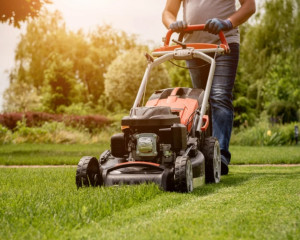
top-left (104, 48), bottom-right (170, 110)
top-left (0, 120), bottom-right (107, 144)
top-left (164, 61), bottom-right (192, 88)
top-left (263, 55), bottom-right (300, 112)
top-left (4, 10), bottom-right (137, 113)
top-left (0, 0), bottom-right (51, 27)
top-left (237, 0), bottom-right (300, 125)
top-left (0, 124), bottom-right (12, 144)
top-left (3, 82), bottom-right (42, 112)
top-left (58, 102), bottom-right (94, 116)
top-left (10, 120), bottom-right (87, 144)
top-left (267, 101), bottom-right (298, 124)
top-left (231, 120), bottom-right (298, 146)
top-left (42, 53), bottom-right (81, 112)
top-left (83, 26), bottom-right (137, 102)
top-left (233, 96), bottom-right (256, 127)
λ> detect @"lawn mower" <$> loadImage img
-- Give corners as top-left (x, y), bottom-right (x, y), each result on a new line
top-left (76, 25), bottom-right (230, 192)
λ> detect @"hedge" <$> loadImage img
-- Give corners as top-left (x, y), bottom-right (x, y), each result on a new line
top-left (0, 112), bottom-right (111, 132)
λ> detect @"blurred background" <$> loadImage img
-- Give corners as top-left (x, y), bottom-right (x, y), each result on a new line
top-left (0, 0), bottom-right (299, 146)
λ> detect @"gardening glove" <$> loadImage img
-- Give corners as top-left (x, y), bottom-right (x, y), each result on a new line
top-left (204, 18), bottom-right (233, 34)
top-left (169, 20), bottom-right (187, 32)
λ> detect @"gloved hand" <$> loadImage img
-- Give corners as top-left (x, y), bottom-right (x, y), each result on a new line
top-left (204, 18), bottom-right (233, 34)
top-left (169, 20), bottom-right (187, 32)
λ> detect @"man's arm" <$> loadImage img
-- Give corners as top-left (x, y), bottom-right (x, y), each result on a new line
top-left (162, 0), bottom-right (182, 29)
top-left (205, 0), bottom-right (256, 34)
top-left (229, 0), bottom-right (256, 28)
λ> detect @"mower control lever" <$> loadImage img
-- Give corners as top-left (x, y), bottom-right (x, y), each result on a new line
top-left (164, 24), bottom-right (229, 50)
top-left (172, 39), bottom-right (186, 49)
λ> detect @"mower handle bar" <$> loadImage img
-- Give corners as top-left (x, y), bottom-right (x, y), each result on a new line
top-left (164, 24), bottom-right (228, 48)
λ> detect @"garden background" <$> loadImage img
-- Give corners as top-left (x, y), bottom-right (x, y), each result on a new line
top-left (0, 1), bottom-right (300, 239)
top-left (0, 0), bottom-right (299, 145)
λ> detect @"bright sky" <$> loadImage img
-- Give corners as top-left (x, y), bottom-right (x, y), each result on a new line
top-left (0, 0), bottom-right (182, 111)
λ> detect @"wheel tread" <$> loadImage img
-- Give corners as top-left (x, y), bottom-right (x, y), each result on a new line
top-left (75, 156), bottom-right (101, 188)
top-left (174, 156), bottom-right (191, 192)
top-left (203, 137), bottom-right (221, 183)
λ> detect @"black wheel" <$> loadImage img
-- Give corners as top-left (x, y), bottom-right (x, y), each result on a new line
top-left (203, 137), bottom-right (221, 183)
top-left (76, 156), bottom-right (102, 188)
top-left (174, 156), bottom-right (193, 192)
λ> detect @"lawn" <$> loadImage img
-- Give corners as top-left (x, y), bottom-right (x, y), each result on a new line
top-left (0, 166), bottom-right (299, 239)
top-left (0, 143), bottom-right (299, 165)
top-left (230, 145), bottom-right (300, 164)
top-left (0, 143), bottom-right (109, 165)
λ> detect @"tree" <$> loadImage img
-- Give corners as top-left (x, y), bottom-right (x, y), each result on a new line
top-left (5, 10), bottom-right (138, 113)
top-left (13, 10), bottom-right (69, 89)
top-left (3, 82), bottom-right (42, 112)
top-left (0, 0), bottom-right (51, 27)
top-left (104, 48), bottom-right (170, 110)
top-left (41, 53), bottom-right (81, 112)
top-left (73, 25), bottom-right (137, 103)
top-left (236, 0), bottom-right (300, 124)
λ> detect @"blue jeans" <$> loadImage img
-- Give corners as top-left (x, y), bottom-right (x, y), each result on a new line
top-left (186, 43), bottom-right (239, 165)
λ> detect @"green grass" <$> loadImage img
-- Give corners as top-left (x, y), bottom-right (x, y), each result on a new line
top-left (0, 143), bottom-right (109, 165)
top-left (230, 146), bottom-right (300, 164)
top-left (0, 166), bottom-right (299, 239)
top-left (0, 143), bottom-right (299, 165)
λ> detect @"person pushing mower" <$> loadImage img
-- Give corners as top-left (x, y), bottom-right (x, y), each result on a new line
top-left (75, 0), bottom-right (256, 192)
top-left (162, 0), bottom-right (256, 175)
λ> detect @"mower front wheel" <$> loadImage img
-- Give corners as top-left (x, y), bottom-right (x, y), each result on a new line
top-left (203, 137), bottom-right (221, 183)
top-left (174, 156), bottom-right (193, 193)
top-left (76, 156), bottom-right (102, 188)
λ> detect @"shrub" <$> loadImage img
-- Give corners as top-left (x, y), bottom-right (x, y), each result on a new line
top-left (267, 101), bottom-right (298, 124)
top-left (64, 115), bottom-right (111, 133)
top-left (9, 121), bottom-right (99, 144)
top-left (0, 112), bottom-right (111, 132)
top-left (233, 96), bottom-right (256, 127)
top-left (0, 124), bottom-right (12, 144)
top-left (12, 120), bottom-right (50, 143)
top-left (0, 112), bottom-right (59, 129)
top-left (231, 121), bottom-right (298, 146)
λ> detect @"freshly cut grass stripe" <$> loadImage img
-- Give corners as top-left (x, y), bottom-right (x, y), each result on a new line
top-left (1, 144), bottom-right (300, 166)
top-left (230, 146), bottom-right (300, 164)
top-left (0, 143), bottom-right (109, 165)
top-left (0, 166), bottom-right (299, 239)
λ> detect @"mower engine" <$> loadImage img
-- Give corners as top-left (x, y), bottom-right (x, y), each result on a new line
top-left (111, 105), bottom-right (188, 165)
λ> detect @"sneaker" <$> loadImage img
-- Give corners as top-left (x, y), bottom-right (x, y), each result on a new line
top-left (221, 161), bottom-right (229, 175)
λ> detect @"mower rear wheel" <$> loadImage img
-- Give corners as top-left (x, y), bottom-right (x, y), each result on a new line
top-left (203, 137), bottom-right (221, 183)
top-left (76, 156), bottom-right (102, 188)
top-left (174, 156), bottom-right (193, 192)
